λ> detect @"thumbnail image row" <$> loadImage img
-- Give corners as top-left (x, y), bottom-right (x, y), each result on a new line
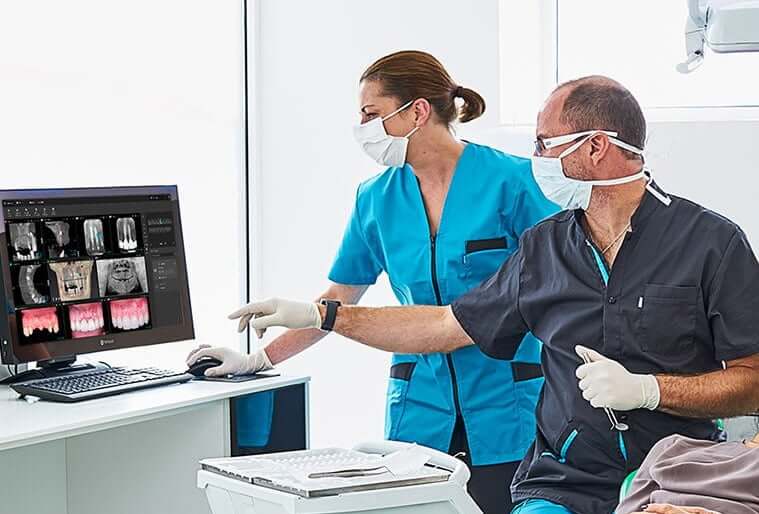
top-left (6, 214), bottom-right (143, 263)
top-left (12, 256), bottom-right (148, 307)
top-left (18, 297), bottom-right (151, 344)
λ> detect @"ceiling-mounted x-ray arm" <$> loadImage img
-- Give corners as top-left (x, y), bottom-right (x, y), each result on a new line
top-left (678, 0), bottom-right (707, 73)
top-left (688, 0), bottom-right (708, 24)
top-left (678, 0), bottom-right (759, 73)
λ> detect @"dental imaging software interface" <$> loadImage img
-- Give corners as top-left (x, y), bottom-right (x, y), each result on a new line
top-left (1, 190), bottom-right (190, 354)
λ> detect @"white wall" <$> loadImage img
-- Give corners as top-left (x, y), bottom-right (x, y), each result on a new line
top-left (0, 0), bottom-right (246, 371)
top-left (253, 0), bottom-right (759, 449)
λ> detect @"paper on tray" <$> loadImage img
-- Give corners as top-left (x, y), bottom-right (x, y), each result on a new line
top-left (288, 445), bottom-right (432, 482)
top-left (381, 445), bottom-right (432, 475)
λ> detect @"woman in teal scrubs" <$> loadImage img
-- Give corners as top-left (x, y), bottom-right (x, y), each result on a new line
top-left (188, 50), bottom-right (557, 514)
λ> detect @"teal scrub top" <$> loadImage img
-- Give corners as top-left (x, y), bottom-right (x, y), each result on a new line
top-left (328, 142), bottom-right (559, 465)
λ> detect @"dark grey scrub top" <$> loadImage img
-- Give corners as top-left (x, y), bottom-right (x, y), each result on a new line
top-left (451, 184), bottom-right (759, 514)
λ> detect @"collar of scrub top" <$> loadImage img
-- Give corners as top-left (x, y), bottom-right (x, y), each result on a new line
top-left (573, 173), bottom-right (670, 234)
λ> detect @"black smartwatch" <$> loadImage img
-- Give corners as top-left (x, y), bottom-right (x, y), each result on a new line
top-left (319, 299), bottom-right (342, 332)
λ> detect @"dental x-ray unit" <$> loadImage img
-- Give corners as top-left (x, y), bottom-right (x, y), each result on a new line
top-left (679, 0), bottom-right (759, 72)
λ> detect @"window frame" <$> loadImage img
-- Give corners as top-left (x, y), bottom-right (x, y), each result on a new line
top-left (498, 0), bottom-right (759, 126)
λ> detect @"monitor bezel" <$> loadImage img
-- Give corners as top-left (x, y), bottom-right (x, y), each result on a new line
top-left (0, 185), bottom-right (195, 365)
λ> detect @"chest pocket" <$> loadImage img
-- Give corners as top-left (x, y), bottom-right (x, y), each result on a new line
top-left (462, 237), bottom-right (510, 284)
top-left (641, 284), bottom-right (699, 354)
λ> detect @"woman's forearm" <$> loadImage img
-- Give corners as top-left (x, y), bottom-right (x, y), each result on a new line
top-left (264, 327), bottom-right (328, 364)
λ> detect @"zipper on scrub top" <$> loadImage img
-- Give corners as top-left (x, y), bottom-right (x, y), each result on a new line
top-left (585, 239), bottom-right (610, 288)
top-left (430, 235), bottom-right (464, 426)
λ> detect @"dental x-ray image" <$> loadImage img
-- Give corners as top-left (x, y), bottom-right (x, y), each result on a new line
top-left (83, 218), bottom-right (106, 256)
top-left (41, 220), bottom-right (83, 259)
top-left (49, 260), bottom-right (96, 302)
top-left (116, 217), bottom-right (139, 252)
top-left (19, 306), bottom-right (64, 343)
top-left (96, 257), bottom-right (148, 297)
top-left (12, 264), bottom-right (51, 306)
top-left (8, 222), bottom-right (42, 261)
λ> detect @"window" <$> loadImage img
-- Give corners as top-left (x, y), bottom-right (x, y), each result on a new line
top-left (500, 0), bottom-right (759, 124)
top-left (559, 1), bottom-right (759, 109)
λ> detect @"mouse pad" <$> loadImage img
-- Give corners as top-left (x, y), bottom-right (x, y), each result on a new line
top-left (198, 371), bottom-right (281, 383)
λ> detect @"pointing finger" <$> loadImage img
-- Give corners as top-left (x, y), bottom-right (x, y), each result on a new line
top-left (228, 299), bottom-right (276, 320)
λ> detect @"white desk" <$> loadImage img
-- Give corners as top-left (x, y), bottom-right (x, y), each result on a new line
top-left (0, 374), bottom-right (310, 514)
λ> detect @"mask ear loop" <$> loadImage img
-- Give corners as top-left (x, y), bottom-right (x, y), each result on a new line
top-left (383, 99), bottom-right (421, 139)
top-left (382, 99), bottom-right (416, 122)
top-left (404, 126), bottom-right (420, 139)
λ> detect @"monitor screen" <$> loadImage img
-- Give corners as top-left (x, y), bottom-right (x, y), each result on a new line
top-left (0, 186), bottom-right (194, 365)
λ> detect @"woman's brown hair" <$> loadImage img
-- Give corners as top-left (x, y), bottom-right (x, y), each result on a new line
top-left (360, 50), bottom-right (486, 125)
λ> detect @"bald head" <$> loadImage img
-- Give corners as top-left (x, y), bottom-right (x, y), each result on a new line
top-left (550, 75), bottom-right (646, 158)
top-left (535, 76), bottom-right (648, 184)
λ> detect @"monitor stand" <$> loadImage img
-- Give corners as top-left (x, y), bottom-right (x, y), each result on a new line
top-left (0, 356), bottom-right (102, 385)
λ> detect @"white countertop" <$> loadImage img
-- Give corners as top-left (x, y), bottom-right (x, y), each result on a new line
top-left (0, 374), bottom-right (309, 452)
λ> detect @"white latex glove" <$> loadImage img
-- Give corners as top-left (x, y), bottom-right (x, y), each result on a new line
top-left (575, 345), bottom-right (660, 411)
top-left (185, 344), bottom-right (273, 377)
top-left (227, 298), bottom-right (322, 338)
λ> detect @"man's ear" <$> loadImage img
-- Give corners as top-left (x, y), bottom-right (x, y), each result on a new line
top-left (589, 133), bottom-right (611, 165)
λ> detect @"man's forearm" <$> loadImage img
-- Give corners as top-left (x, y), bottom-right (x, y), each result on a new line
top-left (265, 284), bottom-right (368, 365)
top-left (320, 304), bottom-right (472, 354)
top-left (657, 357), bottom-right (759, 417)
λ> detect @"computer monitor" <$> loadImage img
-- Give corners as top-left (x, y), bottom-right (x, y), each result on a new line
top-left (0, 186), bottom-right (194, 368)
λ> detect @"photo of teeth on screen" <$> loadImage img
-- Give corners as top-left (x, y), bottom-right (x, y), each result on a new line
top-left (67, 302), bottom-right (106, 339)
top-left (116, 217), bottom-right (139, 252)
top-left (19, 306), bottom-right (61, 341)
top-left (108, 297), bottom-right (150, 331)
top-left (96, 257), bottom-right (148, 297)
top-left (49, 260), bottom-right (95, 302)
top-left (9, 222), bottom-right (42, 261)
top-left (13, 264), bottom-right (51, 306)
top-left (83, 219), bottom-right (106, 256)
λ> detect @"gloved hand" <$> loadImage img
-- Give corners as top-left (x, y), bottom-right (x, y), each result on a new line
top-left (575, 345), bottom-right (660, 411)
top-left (227, 298), bottom-right (322, 338)
top-left (185, 344), bottom-right (273, 377)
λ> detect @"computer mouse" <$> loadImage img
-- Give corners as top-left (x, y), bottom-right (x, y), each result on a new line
top-left (186, 357), bottom-right (223, 378)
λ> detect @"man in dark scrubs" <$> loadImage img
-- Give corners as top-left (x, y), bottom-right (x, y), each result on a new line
top-left (229, 76), bottom-right (759, 514)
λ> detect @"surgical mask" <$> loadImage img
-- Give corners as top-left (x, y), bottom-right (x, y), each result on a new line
top-left (531, 130), bottom-right (671, 210)
top-left (353, 99), bottom-right (419, 168)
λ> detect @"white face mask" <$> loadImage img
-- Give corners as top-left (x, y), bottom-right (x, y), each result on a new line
top-left (353, 99), bottom-right (420, 168)
top-left (531, 130), bottom-right (670, 210)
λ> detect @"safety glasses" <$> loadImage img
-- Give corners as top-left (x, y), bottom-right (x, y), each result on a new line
top-left (533, 130), bottom-right (618, 156)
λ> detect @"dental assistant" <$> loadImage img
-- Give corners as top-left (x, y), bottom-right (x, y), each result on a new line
top-left (217, 76), bottom-right (759, 514)
top-left (188, 50), bottom-right (557, 513)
